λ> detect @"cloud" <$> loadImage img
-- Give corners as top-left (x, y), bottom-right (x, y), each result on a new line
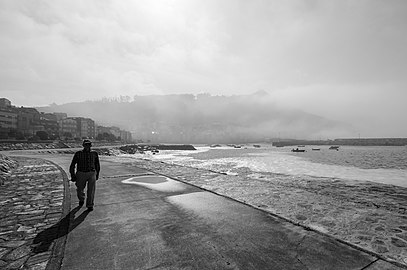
top-left (1, 0), bottom-right (406, 136)
top-left (269, 82), bottom-right (407, 137)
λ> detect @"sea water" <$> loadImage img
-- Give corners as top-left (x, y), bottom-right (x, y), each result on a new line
top-left (139, 145), bottom-right (407, 188)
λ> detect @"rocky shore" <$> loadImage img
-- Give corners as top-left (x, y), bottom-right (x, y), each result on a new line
top-left (0, 142), bottom-right (196, 152)
top-left (0, 142), bottom-right (69, 151)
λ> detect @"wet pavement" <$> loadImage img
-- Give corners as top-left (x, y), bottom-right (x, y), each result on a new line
top-left (1, 151), bottom-right (406, 269)
top-left (127, 158), bottom-right (407, 268)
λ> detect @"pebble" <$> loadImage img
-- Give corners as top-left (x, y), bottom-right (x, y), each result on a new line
top-left (391, 238), bottom-right (407, 248)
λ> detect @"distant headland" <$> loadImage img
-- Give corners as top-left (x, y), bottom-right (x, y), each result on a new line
top-left (272, 137), bottom-right (407, 147)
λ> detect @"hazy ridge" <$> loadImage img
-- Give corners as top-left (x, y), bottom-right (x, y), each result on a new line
top-left (38, 92), bottom-right (354, 143)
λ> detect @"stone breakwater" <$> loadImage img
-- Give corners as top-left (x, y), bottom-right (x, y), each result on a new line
top-left (0, 157), bottom-right (66, 270)
top-left (128, 158), bottom-right (407, 268)
top-left (0, 142), bottom-right (69, 151)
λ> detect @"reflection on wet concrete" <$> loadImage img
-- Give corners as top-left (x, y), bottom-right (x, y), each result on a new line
top-left (121, 175), bottom-right (187, 192)
top-left (165, 191), bottom-right (378, 269)
top-left (128, 176), bottom-right (167, 184)
top-left (167, 192), bottom-right (240, 222)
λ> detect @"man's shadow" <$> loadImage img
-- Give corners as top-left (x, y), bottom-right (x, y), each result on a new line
top-left (33, 206), bottom-right (90, 253)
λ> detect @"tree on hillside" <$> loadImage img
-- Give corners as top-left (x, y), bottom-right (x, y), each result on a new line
top-left (63, 132), bottom-right (73, 139)
top-left (36, 131), bottom-right (49, 140)
top-left (96, 132), bottom-right (117, 142)
top-left (8, 129), bottom-right (25, 140)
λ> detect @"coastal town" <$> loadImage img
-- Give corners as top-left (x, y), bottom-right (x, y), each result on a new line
top-left (0, 97), bottom-right (132, 144)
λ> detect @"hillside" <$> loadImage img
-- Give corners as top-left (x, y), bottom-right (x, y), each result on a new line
top-left (38, 93), bottom-right (354, 143)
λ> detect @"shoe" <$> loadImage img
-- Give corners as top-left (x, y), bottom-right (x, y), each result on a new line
top-left (79, 201), bottom-right (84, 207)
top-left (87, 207), bottom-right (94, 211)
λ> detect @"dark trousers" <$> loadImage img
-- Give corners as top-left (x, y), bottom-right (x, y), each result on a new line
top-left (75, 171), bottom-right (96, 207)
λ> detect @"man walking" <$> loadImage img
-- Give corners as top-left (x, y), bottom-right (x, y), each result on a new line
top-left (70, 139), bottom-right (100, 211)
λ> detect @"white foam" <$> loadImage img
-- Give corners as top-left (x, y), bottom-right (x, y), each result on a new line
top-left (192, 152), bottom-right (407, 187)
top-left (118, 147), bottom-right (407, 187)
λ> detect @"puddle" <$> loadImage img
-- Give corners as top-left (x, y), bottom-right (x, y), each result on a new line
top-left (121, 175), bottom-right (187, 192)
top-left (129, 176), bottom-right (167, 184)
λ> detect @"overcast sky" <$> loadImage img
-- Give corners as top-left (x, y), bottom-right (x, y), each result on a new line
top-left (1, 0), bottom-right (407, 137)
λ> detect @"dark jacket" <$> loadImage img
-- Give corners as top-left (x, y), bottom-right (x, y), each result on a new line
top-left (69, 149), bottom-right (100, 179)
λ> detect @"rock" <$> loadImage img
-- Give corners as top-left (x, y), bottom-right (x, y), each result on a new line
top-left (373, 239), bottom-right (385, 245)
top-left (26, 261), bottom-right (47, 270)
top-left (397, 233), bottom-right (407, 241)
top-left (0, 248), bottom-right (9, 259)
top-left (295, 214), bottom-right (308, 221)
top-left (0, 241), bottom-right (26, 248)
top-left (390, 228), bottom-right (403, 233)
top-left (375, 245), bottom-right (389, 254)
top-left (357, 235), bottom-right (372, 242)
top-left (0, 154), bottom-right (18, 185)
top-left (3, 245), bottom-right (32, 261)
top-left (4, 255), bottom-right (29, 269)
top-left (25, 252), bottom-right (50, 266)
top-left (391, 237), bottom-right (407, 248)
top-left (0, 260), bottom-right (7, 267)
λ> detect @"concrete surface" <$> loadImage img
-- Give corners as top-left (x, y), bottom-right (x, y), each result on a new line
top-left (5, 152), bottom-right (406, 269)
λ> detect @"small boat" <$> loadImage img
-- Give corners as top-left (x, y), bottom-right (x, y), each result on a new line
top-left (312, 148), bottom-right (320, 151)
top-left (253, 144), bottom-right (261, 148)
top-left (329, 146), bottom-right (339, 150)
top-left (291, 148), bottom-right (306, 152)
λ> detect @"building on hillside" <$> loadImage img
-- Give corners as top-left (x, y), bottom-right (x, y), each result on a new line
top-left (96, 125), bottom-right (120, 140)
top-left (0, 108), bottom-right (18, 139)
top-left (16, 107), bottom-right (43, 136)
top-left (40, 112), bottom-right (58, 122)
top-left (0, 98), bottom-right (12, 109)
top-left (58, 118), bottom-right (78, 139)
top-left (74, 117), bottom-right (96, 139)
top-left (0, 98), bottom-right (15, 137)
top-left (96, 126), bottom-right (111, 136)
top-left (0, 109), bottom-right (18, 130)
top-left (96, 125), bottom-right (132, 142)
top-left (109, 126), bottom-right (121, 138)
top-left (120, 130), bottom-right (132, 142)
top-left (53, 112), bottom-right (68, 121)
top-left (39, 113), bottom-right (59, 138)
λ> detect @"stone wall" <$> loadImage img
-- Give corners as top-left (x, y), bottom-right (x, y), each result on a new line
top-left (0, 154), bottom-right (18, 185)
